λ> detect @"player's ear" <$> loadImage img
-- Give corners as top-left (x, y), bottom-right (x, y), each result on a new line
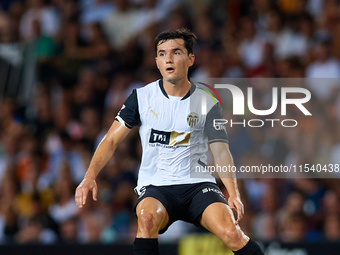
top-left (188, 53), bottom-right (195, 67)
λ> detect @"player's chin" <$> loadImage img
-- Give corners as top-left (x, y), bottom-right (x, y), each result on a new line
top-left (165, 77), bottom-right (181, 84)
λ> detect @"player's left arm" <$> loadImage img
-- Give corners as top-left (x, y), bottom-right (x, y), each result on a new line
top-left (209, 142), bottom-right (244, 225)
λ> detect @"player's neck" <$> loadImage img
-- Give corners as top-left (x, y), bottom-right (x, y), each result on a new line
top-left (162, 78), bottom-right (191, 97)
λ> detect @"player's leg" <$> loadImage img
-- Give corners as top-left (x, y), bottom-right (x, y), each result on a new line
top-left (136, 197), bottom-right (169, 238)
top-left (200, 202), bottom-right (264, 254)
top-left (134, 197), bottom-right (169, 255)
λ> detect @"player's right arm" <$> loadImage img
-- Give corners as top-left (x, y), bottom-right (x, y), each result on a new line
top-left (76, 89), bottom-right (140, 208)
top-left (75, 120), bottom-right (131, 208)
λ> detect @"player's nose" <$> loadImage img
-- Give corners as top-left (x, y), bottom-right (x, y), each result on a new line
top-left (165, 54), bottom-right (173, 63)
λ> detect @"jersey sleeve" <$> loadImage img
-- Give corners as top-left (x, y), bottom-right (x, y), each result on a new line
top-left (115, 89), bottom-right (141, 129)
top-left (205, 102), bottom-right (229, 144)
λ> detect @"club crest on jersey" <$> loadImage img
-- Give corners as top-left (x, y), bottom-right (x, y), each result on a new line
top-left (187, 112), bottom-right (199, 128)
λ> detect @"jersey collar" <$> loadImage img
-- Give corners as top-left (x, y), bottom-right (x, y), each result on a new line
top-left (158, 79), bottom-right (196, 100)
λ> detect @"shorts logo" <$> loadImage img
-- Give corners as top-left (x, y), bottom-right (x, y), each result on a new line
top-left (202, 187), bottom-right (227, 201)
top-left (149, 129), bottom-right (190, 146)
top-left (187, 112), bottom-right (199, 128)
top-left (202, 187), bottom-right (223, 195)
top-left (138, 187), bottom-right (146, 199)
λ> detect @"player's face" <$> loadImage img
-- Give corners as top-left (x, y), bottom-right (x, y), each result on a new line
top-left (155, 39), bottom-right (195, 84)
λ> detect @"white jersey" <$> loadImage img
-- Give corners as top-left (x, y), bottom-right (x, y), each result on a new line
top-left (115, 79), bottom-right (228, 194)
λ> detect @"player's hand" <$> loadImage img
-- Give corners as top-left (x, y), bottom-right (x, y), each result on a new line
top-left (228, 195), bottom-right (244, 225)
top-left (75, 178), bottom-right (98, 208)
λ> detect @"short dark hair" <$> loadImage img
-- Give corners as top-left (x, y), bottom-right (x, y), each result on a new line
top-left (155, 28), bottom-right (197, 55)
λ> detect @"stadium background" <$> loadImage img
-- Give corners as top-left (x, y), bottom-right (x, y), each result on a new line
top-left (1, 0), bottom-right (340, 254)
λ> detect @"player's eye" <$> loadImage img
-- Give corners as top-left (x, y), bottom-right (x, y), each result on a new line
top-left (159, 52), bottom-right (165, 57)
top-left (174, 52), bottom-right (180, 55)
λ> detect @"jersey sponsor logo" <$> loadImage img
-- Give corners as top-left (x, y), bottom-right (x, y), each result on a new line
top-left (149, 129), bottom-right (170, 144)
top-left (187, 112), bottom-right (199, 128)
top-left (150, 109), bottom-right (160, 120)
top-left (149, 129), bottom-right (190, 147)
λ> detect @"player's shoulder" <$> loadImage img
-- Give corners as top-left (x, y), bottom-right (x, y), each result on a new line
top-left (136, 79), bottom-right (160, 94)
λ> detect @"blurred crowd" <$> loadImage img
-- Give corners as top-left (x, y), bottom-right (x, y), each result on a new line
top-left (0, 0), bottom-right (340, 245)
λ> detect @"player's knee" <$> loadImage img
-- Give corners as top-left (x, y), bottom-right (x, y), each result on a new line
top-left (225, 228), bottom-right (239, 240)
top-left (138, 211), bottom-right (163, 232)
top-left (219, 227), bottom-right (241, 249)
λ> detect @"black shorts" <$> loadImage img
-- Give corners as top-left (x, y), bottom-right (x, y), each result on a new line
top-left (134, 182), bottom-right (228, 234)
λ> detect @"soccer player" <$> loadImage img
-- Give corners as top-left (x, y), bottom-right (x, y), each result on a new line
top-left (75, 28), bottom-right (264, 255)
